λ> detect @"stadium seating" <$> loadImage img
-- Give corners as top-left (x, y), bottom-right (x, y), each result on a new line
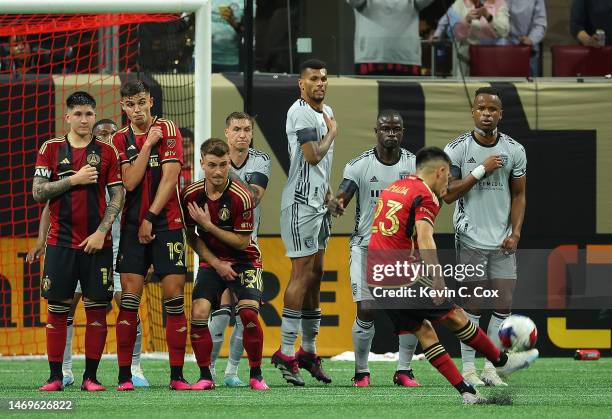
top-left (551, 45), bottom-right (612, 77)
top-left (469, 45), bottom-right (531, 77)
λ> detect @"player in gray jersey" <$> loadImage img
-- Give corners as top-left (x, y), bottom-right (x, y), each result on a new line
top-left (273, 59), bottom-right (338, 386)
top-left (443, 87), bottom-right (527, 387)
top-left (208, 112), bottom-right (271, 387)
top-left (328, 110), bottom-right (420, 388)
top-left (25, 119), bottom-right (149, 387)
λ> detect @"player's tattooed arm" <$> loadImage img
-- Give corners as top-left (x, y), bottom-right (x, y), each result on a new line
top-left (228, 171), bottom-right (264, 207)
top-left (97, 185), bottom-right (125, 234)
top-left (328, 178), bottom-right (357, 217)
top-left (32, 177), bottom-right (72, 203)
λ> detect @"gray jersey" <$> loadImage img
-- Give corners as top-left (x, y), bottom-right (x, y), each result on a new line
top-left (231, 148), bottom-right (271, 241)
top-left (105, 189), bottom-right (122, 266)
top-left (444, 131), bottom-right (527, 250)
top-left (281, 99), bottom-right (334, 212)
top-left (343, 148), bottom-right (416, 248)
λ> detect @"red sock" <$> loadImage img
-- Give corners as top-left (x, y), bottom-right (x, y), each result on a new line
top-left (166, 313), bottom-right (187, 367)
top-left (465, 328), bottom-right (501, 363)
top-left (116, 309), bottom-right (138, 367)
top-left (424, 343), bottom-right (463, 386)
top-left (239, 308), bottom-right (263, 367)
top-left (190, 322), bottom-right (212, 367)
top-left (46, 311), bottom-right (68, 362)
top-left (85, 306), bottom-right (108, 360)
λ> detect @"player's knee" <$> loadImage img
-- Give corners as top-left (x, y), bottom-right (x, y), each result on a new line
top-left (191, 299), bottom-right (211, 320)
top-left (357, 306), bottom-right (375, 323)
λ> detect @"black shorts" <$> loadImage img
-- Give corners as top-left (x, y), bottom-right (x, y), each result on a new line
top-left (42, 245), bottom-right (114, 301)
top-left (192, 264), bottom-right (263, 310)
top-left (116, 227), bottom-right (187, 277)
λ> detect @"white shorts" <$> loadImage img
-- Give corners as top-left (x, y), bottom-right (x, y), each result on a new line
top-left (280, 204), bottom-right (331, 258)
top-left (456, 241), bottom-right (517, 281)
top-left (349, 246), bottom-right (373, 302)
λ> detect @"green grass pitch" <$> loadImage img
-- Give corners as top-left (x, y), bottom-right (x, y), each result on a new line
top-left (1, 358), bottom-right (611, 418)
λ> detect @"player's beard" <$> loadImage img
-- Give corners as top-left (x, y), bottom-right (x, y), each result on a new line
top-left (383, 139), bottom-right (398, 149)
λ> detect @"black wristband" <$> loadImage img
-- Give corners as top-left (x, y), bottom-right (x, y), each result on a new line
top-left (144, 210), bottom-right (157, 223)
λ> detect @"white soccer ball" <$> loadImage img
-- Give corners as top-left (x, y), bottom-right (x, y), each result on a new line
top-left (498, 314), bottom-right (538, 351)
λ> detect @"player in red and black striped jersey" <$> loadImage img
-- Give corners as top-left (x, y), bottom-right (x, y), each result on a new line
top-left (111, 80), bottom-right (189, 391)
top-left (181, 138), bottom-right (269, 391)
top-left (33, 91), bottom-right (125, 392)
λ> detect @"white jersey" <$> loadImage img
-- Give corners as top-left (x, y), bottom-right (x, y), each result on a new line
top-left (231, 148), bottom-right (271, 241)
top-left (343, 147), bottom-right (416, 248)
top-left (444, 131), bottom-right (527, 250)
top-left (281, 99), bottom-right (334, 212)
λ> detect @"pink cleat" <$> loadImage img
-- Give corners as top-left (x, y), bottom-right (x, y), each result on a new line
top-left (116, 381), bottom-right (134, 391)
top-left (81, 378), bottom-right (107, 391)
top-left (39, 379), bottom-right (64, 391)
top-left (190, 379), bottom-right (215, 391)
top-left (352, 373), bottom-right (370, 387)
top-left (169, 378), bottom-right (192, 391)
top-left (393, 370), bottom-right (420, 387)
top-left (249, 377), bottom-right (270, 390)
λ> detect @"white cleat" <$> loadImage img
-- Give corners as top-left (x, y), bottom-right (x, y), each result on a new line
top-left (62, 370), bottom-right (74, 386)
top-left (496, 349), bottom-right (539, 378)
top-left (462, 389), bottom-right (488, 405)
top-left (481, 367), bottom-right (508, 386)
top-left (463, 371), bottom-right (485, 387)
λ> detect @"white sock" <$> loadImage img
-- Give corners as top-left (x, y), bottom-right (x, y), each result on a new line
top-left (352, 317), bottom-right (375, 374)
top-left (460, 311), bottom-right (481, 373)
top-left (225, 315), bottom-right (244, 376)
top-left (62, 318), bottom-right (74, 373)
top-left (301, 308), bottom-right (321, 354)
top-left (132, 316), bottom-right (142, 367)
top-left (484, 311), bottom-right (509, 370)
top-left (209, 306), bottom-right (231, 369)
top-left (397, 333), bottom-right (418, 371)
top-left (281, 308), bottom-right (301, 357)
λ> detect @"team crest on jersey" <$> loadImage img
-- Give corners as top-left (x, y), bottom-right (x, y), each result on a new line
top-left (87, 152), bottom-right (101, 167)
top-left (167, 139), bottom-right (176, 148)
top-left (399, 171), bottom-right (410, 179)
top-left (42, 276), bottom-right (51, 292)
top-left (499, 154), bottom-right (509, 167)
top-left (244, 173), bottom-right (253, 183)
top-left (218, 207), bottom-right (231, 221)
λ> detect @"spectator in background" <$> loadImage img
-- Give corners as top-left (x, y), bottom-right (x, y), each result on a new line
top-left (255, 0), bottom-right (292, 73)
top-left (570, 0), bottom-right (612, 46)
top-left (212, 1), bottom-right (246, 72)
top-left (179, 127), bottom-right (194, 189)
top-left (433, 0), bottom-right (509, 75)
top-left (3, 35), bottom-right (34, 75)
top-left (348, 0), bottom-right (435, 76)
top-left (505, 0), bottom-right (547, 76)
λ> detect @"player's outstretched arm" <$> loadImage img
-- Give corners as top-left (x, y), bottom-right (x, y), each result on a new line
top-left (185, 226), bottom-right (238, 281)
top-left (329, 178), bottom-right (357, 217)
top-left (121, 126), bottom-right (162, 191)
top-left (301, 112), bottom-right (338, 165)
top-left (32, 164), bottom-right (98, 203)
top-left (26, 202), bottom-right (50, 263)
top-left (502, 175), bottom-right (526, 252)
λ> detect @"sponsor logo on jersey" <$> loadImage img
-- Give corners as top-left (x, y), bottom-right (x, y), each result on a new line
top-left (164, 151), bottom-right (176, 157)
top-left (467, 157), bottom-right (476, 163)
top-left (149, 155), bottom-right (159, 167)
top-left (60, 157), bottom-right (71, 165)
top-left (399, 171), bottom-right (410, 179)
top-left (499, 154), bottom-right (508, 167)
top-left (127, 144), bottom-right (137, 151)
top-left (370, 176), bottom-right (378, 182)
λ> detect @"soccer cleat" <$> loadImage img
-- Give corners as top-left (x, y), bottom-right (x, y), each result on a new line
top-left (249, 377), bottom-right (270, 390)
top-left (462, 388), bottom-right (488, 405)
top-left (352, 372), bottom-right (370, 387)
top-left (496, 349), bottom-right (539, 378)
top-left (393, 369), bottom-right (420, 387)
top-left (191, 379), bottom-right (215, 391)
top-left (271, 349), bottom-right (305, 386)
top-left (463, 371), bottom-right (485, 386)
top-left (39, 379), bottom-right (64, 392)
top-left (296, 347), bottom-right (332, 384)
top-left (81, 378), bottom-right (106, 391)
top-left (62, 370), bottom-right (74, 386)
top-left (169, 378), bottom-right (192, 391)
top-left (116, 381), bottom-right (135, 391)
top-left (224, 375), bottom-right (246, 387)
top-left (131, 365), bottom-right (150, 387)
top-left (481, 367), bottom-right (508, 386)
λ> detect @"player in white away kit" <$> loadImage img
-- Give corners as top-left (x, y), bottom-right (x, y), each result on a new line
top-left (272, 59), bottom-right (338, 386)
top-left (443, 87), bottom-right (527, 387)
top-left (328, 110), bottom-right (420, 388)
top-left (208, 112), bottom-right (271, 387)
top-left (26, 119), bottom-right (149, 387)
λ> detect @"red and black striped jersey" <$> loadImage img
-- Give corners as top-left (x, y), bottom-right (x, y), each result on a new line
top-left (112, 117), bottom-right (184, 231)
top-left (180, 178), bottom-right (262, 268)
top-left (33, 136), bottom-right (122, 249)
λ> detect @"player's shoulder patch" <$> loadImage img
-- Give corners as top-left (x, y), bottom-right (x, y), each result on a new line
top-left (249, 148), bottom-right (271, 161)
top-left (499, 132), bottom-right (524, 150)
top-left (446, 132), bottom-right (471, 150)
top-left (181, 179), bottom-right (205, 200)
top-left (229, 181), bottom-right (253, 209)
top-left (157, 118), bottom-right (177, 138)
top-left (38, 137), bottom-right (65, 155)
top-left (401, 148), bottom-right (416, 158)
top-left (347, 148), bottom-right (375, 167)
top-left (95, 138), bottom-right (121, 159)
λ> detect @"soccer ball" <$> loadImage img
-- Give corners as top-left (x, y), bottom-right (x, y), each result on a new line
top-left (498, 315), bottom-right (538, 351)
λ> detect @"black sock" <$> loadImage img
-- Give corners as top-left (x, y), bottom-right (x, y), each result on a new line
top-left (83, 358), bottom-right (100, 381)
top-left (170, 366), bottom-right (184, 381)
top-left (250, 366), bottom-right (262, 379)
top-left (118, 366), bottom-right (132, 383)
top-left (492, 352), bottom-right (508, 367)
top-left (454, 380), bottom-right (475, 394)
top-left (199, 366), bottom-right (212, 380)
top-left (49, 361), bottom-right (62, 381)
top-left (354, 371), bottom-right (370, 379)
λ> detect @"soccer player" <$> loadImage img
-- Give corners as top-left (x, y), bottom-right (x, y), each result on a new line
top-left (208, 112), bottom-right (271, 387)
top-left (368, 146), bottom-right (537, 404)
top-left (181, 138), bottom-right (268, 391)
top-left (33, 91), bottom-right (125, 391)
top-left (112, 80), bottom-right (188, 391)
top-left (273, 59), bottom-right (337, 386)
top-left (328, 109), bottom-right (419, 387)
top-left (443, 87), bottom-right (527, 387)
